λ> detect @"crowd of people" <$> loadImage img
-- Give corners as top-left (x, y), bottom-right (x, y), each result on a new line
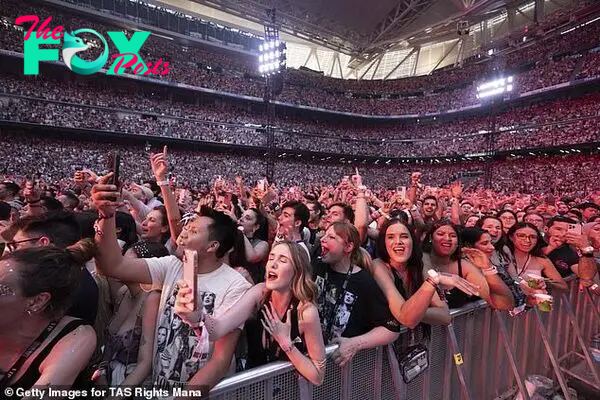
top-left (0, 145), bottom-right (599, 395)
top-left (2, 0), bottom-right (600, 116)
top-left (1, 1), bottom-right (600, 396)
top-left (2, 73), bottom-right (600, 157)
top-left (0, 130), bottom-right (598, 196)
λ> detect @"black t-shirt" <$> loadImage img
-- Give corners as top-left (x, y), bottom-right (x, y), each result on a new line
top-left (312, 258), bottom-right (400, 343)
top-left (547, 244), bottom-right (579, 278)
top-left (67, 268), bottom-right (99, 324)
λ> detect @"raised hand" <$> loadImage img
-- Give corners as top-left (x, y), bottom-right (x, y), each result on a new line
top-left (450, 180), bottom-right (463, 198)
top-left (351, 167), bottom-right (363, 188)
top-left (90, 173), bottom-right (121, 218)
top-left (461, 248), bottom-right (489, 270)
top-left (150, 145), bottom-right (168, 181)
top-left (261, 302), bottom-right (292, 349)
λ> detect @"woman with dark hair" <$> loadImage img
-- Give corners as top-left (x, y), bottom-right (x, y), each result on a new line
top-left (371, 218), bottom-right (451, 331)
top-left (505, 222), bottom-right (568, 296)
top-left (460, 228), bottom-right (516, 311)
top-left (422, 220), bottom-right (491, 309)
top-left (175, 241), bottom-right (326, 385)
top-left (141, 206), bottom-right (176, 254)
top-left (475, 217), bottom-right (527, 315)
top-left (0, 240), bottom-right (97, 390)
top-left (464, 215), bottom-right (480, 228)
top-left (94, 241), bottom-right (167, 386)
top-left (498, 210), bottom-right (518, 235)
top-left (237, 208), bottom-right (269, 283)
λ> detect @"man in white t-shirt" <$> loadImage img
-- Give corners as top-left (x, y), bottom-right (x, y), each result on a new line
top-left (92, 179), bottom-right (251, 390)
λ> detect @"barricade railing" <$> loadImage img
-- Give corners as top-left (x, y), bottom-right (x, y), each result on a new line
top-left (210, 279), bottom-right (600, 400)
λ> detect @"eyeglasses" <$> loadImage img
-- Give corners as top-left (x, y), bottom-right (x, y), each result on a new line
top-left (6, 237), bottom-right (42, 252)
top-left (515, 233), bottom-right (538, 242)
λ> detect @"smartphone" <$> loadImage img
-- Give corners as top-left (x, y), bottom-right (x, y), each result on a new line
top-left (106, 152), bottom-right (121, 187)
top-left (182, 249), bottom-right (198, 311)
top-left (568, 223), bottom-right (582, 235)
top-left (258, 178), bottom-right (266, 192)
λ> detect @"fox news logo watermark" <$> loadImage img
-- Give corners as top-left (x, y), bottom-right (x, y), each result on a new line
top-left (16, 15), bottom-right (171, 76)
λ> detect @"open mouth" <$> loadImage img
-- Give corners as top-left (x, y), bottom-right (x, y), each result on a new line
top-left (267, 271), bottom-right (278, 281)
top-left (392, 246), bottom-right (405, 254)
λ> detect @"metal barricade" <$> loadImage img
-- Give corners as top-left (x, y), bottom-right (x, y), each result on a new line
top-left (210, 279), bottom-right (600, 400)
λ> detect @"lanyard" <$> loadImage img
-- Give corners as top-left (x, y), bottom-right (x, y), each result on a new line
top-left (0, 321), bottom-right (58, 387)
top-left (323, 265), bottom-right (354, 342)
top-left (516, 254), bottom-right (531, 277)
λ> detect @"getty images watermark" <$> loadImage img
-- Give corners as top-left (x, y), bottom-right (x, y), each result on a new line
top-left (4, 386), bottom-right (207, 399)
top-left (16, 15), bottom-right (172, 76)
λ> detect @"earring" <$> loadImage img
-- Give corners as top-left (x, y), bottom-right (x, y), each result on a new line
top-left (27, 309), bottom-right (33, 316)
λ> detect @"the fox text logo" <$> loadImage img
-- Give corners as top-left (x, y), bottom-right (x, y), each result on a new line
top-left (17, 15), bottom-right (171, 76)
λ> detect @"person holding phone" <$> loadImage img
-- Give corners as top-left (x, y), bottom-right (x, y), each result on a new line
top-left (91, 171), bottom-right (251, 391)
top-left (543, 216), bottom-right (597, 281)
top-left (175, 241), bottom-right (326, 385)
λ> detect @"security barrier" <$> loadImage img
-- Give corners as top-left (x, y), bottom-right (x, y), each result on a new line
top-left (210, 279), bottom-right (600, 400)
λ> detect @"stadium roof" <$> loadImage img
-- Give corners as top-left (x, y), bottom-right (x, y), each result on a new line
top-left (194, 0), bottom-right (515, 55)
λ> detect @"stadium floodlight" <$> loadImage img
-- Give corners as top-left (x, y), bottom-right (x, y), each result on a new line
top-left (258, 39), bottom-right (286, 77)
top-left (476, 76), bottom-right (514, 99)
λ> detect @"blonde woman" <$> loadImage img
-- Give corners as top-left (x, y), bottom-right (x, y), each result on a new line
top-left (175, 241), bottom-right (326, 385)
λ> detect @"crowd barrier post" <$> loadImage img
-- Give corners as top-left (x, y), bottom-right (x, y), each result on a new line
top-left (583, 288), bottom-right (600, 323)
top-left (557, 291), bottom-right (600, 390)
top-left (373, 345), bottom-right (384, 399)
top-left (494, 310), bottom-right (531, 400)
top-left (532, 308), bottom-right (573, 399)
top-left (298, 376), bottom-right (312, 400)
top-left (341, 359), bottom-right (351, 400)
top-left (445, 323), bottom-right (473, 400)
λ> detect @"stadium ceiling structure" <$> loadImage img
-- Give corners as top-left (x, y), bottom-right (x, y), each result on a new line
top-left (192, 0), bottom-right (527, 57)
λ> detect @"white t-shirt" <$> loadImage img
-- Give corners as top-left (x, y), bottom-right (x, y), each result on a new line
top-left (142, 256), bottom-right (251, 390)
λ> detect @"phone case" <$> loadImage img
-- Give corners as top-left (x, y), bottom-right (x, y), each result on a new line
top-left (183, 249), bottom-right (198, 311)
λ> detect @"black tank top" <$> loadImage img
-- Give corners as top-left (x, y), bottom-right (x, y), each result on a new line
top-left (389, 266), bottom-right (430, 351)
top-left (7, 319), bottom-right (91, 390)
top-left (443, 258), bottom-right (480, 309)
top-left (247, 294), bottom-right (306, 368)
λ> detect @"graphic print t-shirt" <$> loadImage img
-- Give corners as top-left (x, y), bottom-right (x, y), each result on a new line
top-left (312, 259), bottom-right (400, 343)
top-left (142, 256), bottom-right (251, 390)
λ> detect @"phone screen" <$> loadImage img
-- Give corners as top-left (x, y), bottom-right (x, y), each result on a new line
top-left (182, 249), bottom-right (198, 311)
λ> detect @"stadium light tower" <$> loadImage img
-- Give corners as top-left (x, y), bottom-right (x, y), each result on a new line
top-left (476, 76), bottom-right (515, 188)
top-left (260, 8), bottom-right (286, 183)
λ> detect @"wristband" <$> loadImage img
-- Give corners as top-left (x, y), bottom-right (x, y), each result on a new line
top-left (280, 341), bottom-right (294, 353)
top-left (425, 276), bottom-right (438, 289)
top-left (26, 199), bottom-right (41, 204)
top-left (157, 180), bottom-right (169, 187)
top-left (482, 266), bottom-right (498, 276)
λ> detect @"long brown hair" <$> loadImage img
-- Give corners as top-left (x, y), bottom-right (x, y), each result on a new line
top-left (330, 222), bottom-right (372, 273)
top-left (261, 241), bottom-right (317, 308)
